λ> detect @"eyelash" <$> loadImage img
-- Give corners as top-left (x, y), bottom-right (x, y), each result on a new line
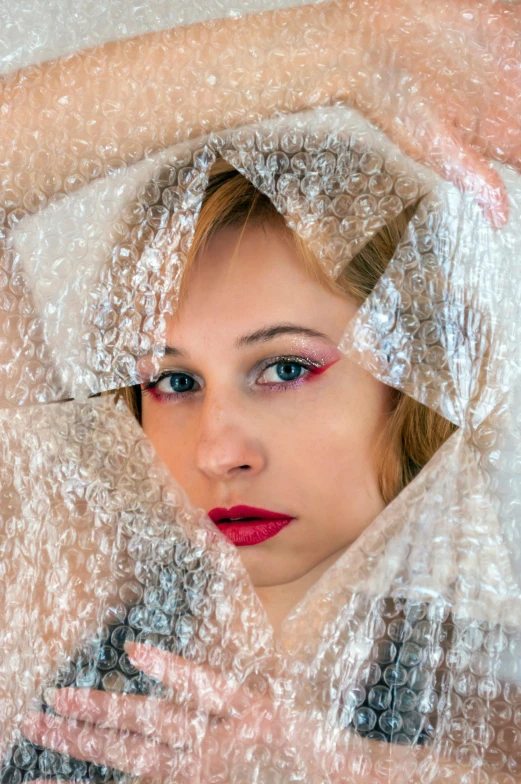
top-left (141, 355), bottom-right (325, 403)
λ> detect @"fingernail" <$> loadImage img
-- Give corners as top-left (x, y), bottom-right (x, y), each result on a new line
top-left (43, 687), bottom-right (58, 704)
top-left (492, 204), bottom-right (509, 229)
top-left (482, 203), bottom-right (507, 230)
top-left (123, 640), bottom-right (135, 655)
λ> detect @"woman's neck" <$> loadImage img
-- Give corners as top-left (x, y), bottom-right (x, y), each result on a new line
top-left (254, 545), bottom-right (350, 640)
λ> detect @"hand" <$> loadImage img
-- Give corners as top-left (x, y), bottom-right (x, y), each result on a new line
top-left (22, 641), bottom-right (328, 784)
top-left (323, 0), bottom-right (521, 228)
top-left (21, 640), bottom-right (482, 784)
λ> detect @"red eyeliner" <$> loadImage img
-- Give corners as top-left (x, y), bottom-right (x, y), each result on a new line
top-left (144, 384), bottom-right (171, 402)
top-left (308, 357), bottom-right (340, 377)
top-left (265, 356), bottom-right (340, 392)
top-left (143, 351), bottom-right (342, 401)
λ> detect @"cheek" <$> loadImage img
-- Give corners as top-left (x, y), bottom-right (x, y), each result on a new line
top-left (140, 400), bottom-right (189, 471)
top-left (301, 377), bottom-right (391, 475)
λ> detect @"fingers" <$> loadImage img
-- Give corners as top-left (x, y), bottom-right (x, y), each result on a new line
top-left (431, 131), bottom-right (510, 229)
top-left (124, 642), bottom-right (237, 714)
top-left (39, 645), bottom-right (271, 749)
top-left (25, 645), bottom-right (276, 783)
top-left (22, 711), bottom-right (182, 780)
top-left (124, 643), bottom-right (282, 734)
top-left (44, 687), bottom-right (191, 747)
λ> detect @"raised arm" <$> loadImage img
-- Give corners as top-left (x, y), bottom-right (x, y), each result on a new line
top-left (0, 2), bottom-right (365, 206)
top-left (1, 0), bottom-right (520, 227)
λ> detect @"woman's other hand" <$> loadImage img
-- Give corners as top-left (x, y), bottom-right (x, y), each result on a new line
top-left (331, 0), bottom-right (521, 228)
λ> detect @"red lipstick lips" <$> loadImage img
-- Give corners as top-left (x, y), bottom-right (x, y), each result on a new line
top-left (207, 504), bottom-right (295, 546)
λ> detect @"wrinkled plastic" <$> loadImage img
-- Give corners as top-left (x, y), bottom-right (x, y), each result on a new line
top-left (1, 1), bottom-right (521, 783)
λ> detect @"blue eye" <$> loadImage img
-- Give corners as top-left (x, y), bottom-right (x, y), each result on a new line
top-left (143, 355), bottom-right (319, 401)
top-left (260, 361), bottom-right (306, 383)
top-left (156, 373), bottom-right (197, 394)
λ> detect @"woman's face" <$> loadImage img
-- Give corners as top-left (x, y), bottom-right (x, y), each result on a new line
top-left (141, 224), bottom-right (391, 593)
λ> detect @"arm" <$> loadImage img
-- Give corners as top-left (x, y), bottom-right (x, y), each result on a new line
top-left (1, 0), bottom-right (520, 226)
top-left (0, 2), bottom-right (365, 206)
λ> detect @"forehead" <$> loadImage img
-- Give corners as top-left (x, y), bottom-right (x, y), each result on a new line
top-left (168, 224), bottom-right (357, 344)
top-left (188, 224), bottom-right (306, 290)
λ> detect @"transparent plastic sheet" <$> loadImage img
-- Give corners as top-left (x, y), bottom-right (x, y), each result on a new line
top-left (1, 2), bottom-right (521, 784)
top-left (5, 107), bottom-right (435, 403)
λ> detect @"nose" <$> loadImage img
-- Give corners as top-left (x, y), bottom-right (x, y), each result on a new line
top-left (194, 390), bottom-right (266, 483)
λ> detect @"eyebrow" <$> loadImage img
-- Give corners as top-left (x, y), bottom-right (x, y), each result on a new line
top-left (163, 323), bottom-right (333, 358)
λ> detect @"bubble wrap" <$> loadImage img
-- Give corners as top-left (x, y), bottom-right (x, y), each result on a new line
top-left (1, 1), bottom-right (521, 782)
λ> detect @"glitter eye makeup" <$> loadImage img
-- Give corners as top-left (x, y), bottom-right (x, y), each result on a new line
top-left (255, 354), bottom-right (340, 392)
top-left (141, 350), bottom-right (341, 403)
top-left (142, 370), bottom-right (199, 402)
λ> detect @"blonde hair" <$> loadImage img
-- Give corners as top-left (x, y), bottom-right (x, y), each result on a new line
top-left (118, 157), bottom-right (456, 505)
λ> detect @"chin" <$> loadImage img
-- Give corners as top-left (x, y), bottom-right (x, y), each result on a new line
top-left (240, 551), bottom-right (311, 588)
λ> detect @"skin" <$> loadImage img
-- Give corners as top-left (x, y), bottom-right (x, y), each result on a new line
top-left (140, 223), bottom-right (391, 635)
top-left (23, 641), bottom-right (462, 784)
top-left (4, 0), bottom-right (521, 720)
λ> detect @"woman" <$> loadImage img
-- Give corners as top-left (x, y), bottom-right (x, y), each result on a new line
top-left (2, 1), bottom-right (521, 782)
top-left (13, 153), bottom-right (505, 783)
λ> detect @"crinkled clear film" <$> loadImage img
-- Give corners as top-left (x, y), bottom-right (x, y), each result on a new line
top-left (1, 1), bottom-right (521, 783)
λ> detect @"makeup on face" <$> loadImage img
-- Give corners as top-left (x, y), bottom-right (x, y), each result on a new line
top-left (207, 505), bottom-right (296, 546)
top-left (140, 327), bottom-right (343, 404)
top-left (140, 325), bottom-right (344, 548)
